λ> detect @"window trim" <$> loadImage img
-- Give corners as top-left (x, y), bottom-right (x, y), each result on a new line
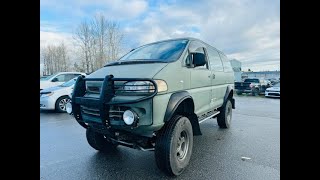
top-left (207, 47), bottom-right (224, 72)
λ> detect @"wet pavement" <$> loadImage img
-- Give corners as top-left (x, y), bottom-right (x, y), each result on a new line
top-left (40, 95), bottom-right (280, 180)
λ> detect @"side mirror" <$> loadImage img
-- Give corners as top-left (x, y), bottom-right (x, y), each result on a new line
top-left (191, 52), bottom-right (206, 67)
top-left (51, 78), bottom-right (58, 82)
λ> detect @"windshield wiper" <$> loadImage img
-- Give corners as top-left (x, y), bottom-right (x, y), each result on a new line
top-left (104, 60), bottom-right (165, 67)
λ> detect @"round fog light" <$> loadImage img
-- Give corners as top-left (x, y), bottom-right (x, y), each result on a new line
top-left (123, 110), bottom-right (135, 125)
top-left (66, 102), bottom-right (72, 114)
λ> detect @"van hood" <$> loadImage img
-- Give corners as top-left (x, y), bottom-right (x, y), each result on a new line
top-left (87, 63), bottom-right (168, 79)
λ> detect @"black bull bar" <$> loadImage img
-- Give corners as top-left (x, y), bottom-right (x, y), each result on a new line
top-left (71, 75), bottom-right (158, 129)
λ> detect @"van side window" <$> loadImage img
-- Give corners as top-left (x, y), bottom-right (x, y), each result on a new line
top-left (207, 48), bottom-right (224, 72)
top-left (219, 53), bottom-right (233, 72)
top-left (188, 41), bottom-right (208, 69)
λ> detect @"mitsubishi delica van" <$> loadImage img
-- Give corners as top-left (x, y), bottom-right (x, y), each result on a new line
top-left (67, 37), bottom-right (235, 176)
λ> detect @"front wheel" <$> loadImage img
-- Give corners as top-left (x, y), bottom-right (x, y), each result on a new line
top-left (252, 88), bottom-right (259, 96)
top-left (86, 128), bottom-right (117, 151)
top-left (217, 100), bottom-right (232, 128)
top-left (55, 96), bottom-right (71, 113)
top-left (155, 115), bottom-right (193, 176)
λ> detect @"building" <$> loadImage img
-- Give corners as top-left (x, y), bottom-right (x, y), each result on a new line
top-left (241, 71), bottom-right (280, 80)
top-left (230, 59), bottom-right (242, 82)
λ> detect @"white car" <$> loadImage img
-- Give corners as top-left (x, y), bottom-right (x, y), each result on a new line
top-left (265, 82), bottom-right (280, 98)
top-left (40, 77), bottom-right (81, 112)
top-left (40, 72), bottom-right (85, 90)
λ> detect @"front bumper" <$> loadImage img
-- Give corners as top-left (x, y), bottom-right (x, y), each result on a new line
top-left (265, 91), bottom-right (280, 97)
top-left (40, 96), bottom-right (56, 110)
top-left (71, 75), bottom-right (159, 137)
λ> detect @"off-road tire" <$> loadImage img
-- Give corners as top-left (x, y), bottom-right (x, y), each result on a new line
top-left (86, 127), bottom-right (117, 151)
top-left (251, 88), bottom-right (259, 96)
top-left (155, 115), bottom-right (193, 176)
top-left (217, 100), bottom-right (232, 128)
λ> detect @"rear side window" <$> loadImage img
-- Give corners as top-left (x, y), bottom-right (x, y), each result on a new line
top-left (207, 48), bottom-right (224, 72)
top-left (219, 53), bottom-right (233, 72)
top-left (65, 74), bottom-right (79, 81)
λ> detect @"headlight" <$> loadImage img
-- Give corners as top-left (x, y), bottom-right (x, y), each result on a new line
top-left (41, 92), bottom-right (54, 97)
top-left (124, 80), bottom-right (168, 93)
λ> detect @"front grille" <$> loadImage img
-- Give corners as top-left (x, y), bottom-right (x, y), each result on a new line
top-left (87, 86), bottom-right (100, 93)
top-left (81, 105), bottom-right (128, 121)
top-left (267, 90), bottom-right (279, 93)
top-left (81, 106), bottom-right (100, 117)
top-left (268, 93), bottom-right (280, 96)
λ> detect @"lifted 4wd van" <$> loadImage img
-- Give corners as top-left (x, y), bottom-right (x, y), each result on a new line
top-left (67, 38), bottom-right (235, 176)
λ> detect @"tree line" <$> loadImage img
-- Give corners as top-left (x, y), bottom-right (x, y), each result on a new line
top-left (41, 13), bottom-right (124, 75)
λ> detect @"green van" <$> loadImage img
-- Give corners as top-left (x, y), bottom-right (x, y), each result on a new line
top-left (68, 37), bottom-right (235, 176)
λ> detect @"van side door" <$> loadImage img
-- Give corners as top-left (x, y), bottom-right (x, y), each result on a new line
top-left (207, 47), bottom-right (225, 108)
top-left (188, 40), bottom-right (212, 116)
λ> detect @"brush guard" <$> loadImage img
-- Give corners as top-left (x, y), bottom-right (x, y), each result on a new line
top-left (71, 74), bottom-right (158, 129)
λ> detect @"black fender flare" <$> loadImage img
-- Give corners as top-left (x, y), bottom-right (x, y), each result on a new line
top-left (223, 85), bottom-right (235, 109)
top-left (163, 91), bottom-right (202, 135)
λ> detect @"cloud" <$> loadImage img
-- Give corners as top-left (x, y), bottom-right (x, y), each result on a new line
top-left (121, 0), bottom-right (279, 71)
top-left (41, 0), bottom-right (280, 71)
top-left (40, 0), bottom-right (148, 20)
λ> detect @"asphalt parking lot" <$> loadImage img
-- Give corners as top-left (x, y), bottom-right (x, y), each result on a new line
top-left (40, 95), bottom-right (280, 180)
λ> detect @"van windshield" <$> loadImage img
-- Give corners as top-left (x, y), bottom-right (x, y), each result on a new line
top-left (119, 39), bottom-right (188, 62)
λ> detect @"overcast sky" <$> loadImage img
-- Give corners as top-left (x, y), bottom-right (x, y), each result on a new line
top-left (40, 0), bottom-right (280, 71)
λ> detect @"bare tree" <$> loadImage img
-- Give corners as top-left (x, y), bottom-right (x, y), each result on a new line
top-left (73, 13), bottom-right (124, 72)
top-left (73, 20), bottom-right (94, 73)
top-left (107, 21), bottom-right (124, 61)
top-left (41, 42), bottom-right (70, 75)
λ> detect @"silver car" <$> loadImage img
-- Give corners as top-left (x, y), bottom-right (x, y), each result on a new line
top-left (265, 82), bottom-right (280, 97)
top-left (40, 77), bottom-right (78, 112)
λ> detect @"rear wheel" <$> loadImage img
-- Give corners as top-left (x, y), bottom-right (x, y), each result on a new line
top-left (252, 88), bottom-right (259, 96)
top-left (55, 96), bottom-right (71, 113)
top-left (217, 100), bottom-right (232, 128)
top-left (86, 127), bottom-right (117, 151)
top-left (155, 115), bottom-right (193, 176)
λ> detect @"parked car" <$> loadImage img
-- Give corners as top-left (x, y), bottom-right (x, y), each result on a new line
top-left (40, 77), bottom-right (84, 112)
top-left (67, 38), bottom-right (235, 176)
top-left (265, 82), bottom-right (280, 97)
top-left (235, 78), bottom-right (271, 95)
top-left (40, 72), bottom-right (86, 90)
top-left (267, 78), bottom-right (280, 85)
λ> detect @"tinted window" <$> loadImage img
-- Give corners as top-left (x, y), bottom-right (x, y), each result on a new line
top-left (40, 73), bottom-right (58, 81)
top-left (219, 53), bottom-right (233, 72)
top-left (64, 74), bottom-right (80, 81)
top-left (120, 39), bottom-right (188, 62)
top-left (54, 74), bottom-right (66, 82)
top-left (60, 78), bottom-right (77, 87)
top-left (207, 47), bottom-right (224, 71)
top-left (188, 41), bottom-right (208, 69)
